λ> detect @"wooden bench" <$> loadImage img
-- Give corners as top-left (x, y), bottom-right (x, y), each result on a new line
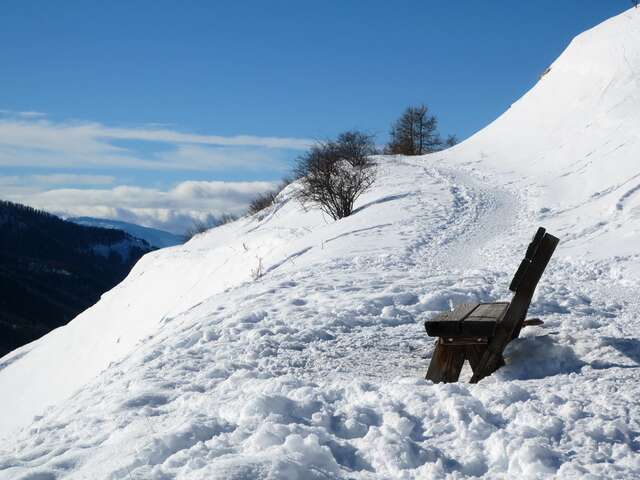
top-left (424, 227), bottom-right (559, 383)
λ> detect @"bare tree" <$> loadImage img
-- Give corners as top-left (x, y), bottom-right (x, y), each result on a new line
top-left (294, 131), bottom-right (377, 220)
top-left (444, 134), bottom-right (458, 148)
top-left (385, 105), bottom-right (442, 155)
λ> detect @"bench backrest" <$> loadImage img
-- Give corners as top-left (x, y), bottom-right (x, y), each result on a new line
top-left (509, 227), bottom-right (556, 293)
top-left (507, 227), bottom-right (559, 338)
top-left (469, 227), bottom-right (559, 382)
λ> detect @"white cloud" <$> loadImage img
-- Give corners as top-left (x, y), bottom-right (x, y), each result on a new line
top-left (0, 115), bottom-right (312, 171)
top-left (31, 174), bottom-right (116, 185)
top-left (0, 110), bottom-right (306, 233)
top-left (17, 111), bottom-right (47, 118)
top-left (0, 175), bottom-right (20, 185)
top-left (0, 109), bottom-right (46, 118)
top-left (4, 180), bottom-right (278, 234)
top-left (0, 174), bottom-right (115, 187)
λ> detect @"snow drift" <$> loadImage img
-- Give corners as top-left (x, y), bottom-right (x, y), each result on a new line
top-left (1, 8), bottom-right (640, 480)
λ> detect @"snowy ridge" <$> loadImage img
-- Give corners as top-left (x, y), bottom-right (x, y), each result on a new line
top-left (441, 8), bottom-right (640, 268)
top-left (1, 8), bottom-right (640, 479)
top-left (90, 236), bottom-right (151, 262)
top-left (70, 217), bottom-right (185, 249)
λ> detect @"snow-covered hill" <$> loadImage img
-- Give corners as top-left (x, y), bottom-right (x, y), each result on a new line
top-left (69, 217), bottom-right (185, 249)
top-left (1, 9), bottom-right (640, 479)
top-left (442, 7), bottom-right (640, 269)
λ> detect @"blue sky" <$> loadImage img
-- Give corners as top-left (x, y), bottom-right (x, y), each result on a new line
top-left (0, 0), bottom-right (629, 233)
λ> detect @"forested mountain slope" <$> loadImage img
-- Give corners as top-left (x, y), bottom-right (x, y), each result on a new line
top-left (0, 201), bottom-right (152, 356)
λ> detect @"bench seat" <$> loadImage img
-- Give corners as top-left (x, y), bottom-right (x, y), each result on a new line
top-left (425, 302), bottom-right (509, 338)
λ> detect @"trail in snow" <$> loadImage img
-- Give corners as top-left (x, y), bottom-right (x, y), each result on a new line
top-left (276, 161), bottom-right (523, 385)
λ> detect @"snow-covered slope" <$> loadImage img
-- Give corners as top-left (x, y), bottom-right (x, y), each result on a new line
top-left (441, 8), bottom-right (640, 266)
top-left (69, 217), bottom-right (185, 248)
top-left (2, 9), bottom-right (640, 479)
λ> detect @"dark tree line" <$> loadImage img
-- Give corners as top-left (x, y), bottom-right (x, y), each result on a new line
top-left (0, 200), bottom-right (154, 357)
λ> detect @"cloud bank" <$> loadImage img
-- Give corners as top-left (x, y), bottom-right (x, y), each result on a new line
top-left (0, 113), bottom-right (311, 171)
top-left (3, 178), bottom-right (277, 234)
top-left (0, 111), bottom-right (309, 233)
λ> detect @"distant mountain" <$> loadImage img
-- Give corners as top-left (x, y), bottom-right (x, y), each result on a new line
top-left (0, 200), bottom-right (154, 357)
top-left (69, 217), bottom-right (185, 248)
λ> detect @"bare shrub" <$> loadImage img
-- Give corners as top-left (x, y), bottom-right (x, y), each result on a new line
top-left (250, 257), bottom-right (264, 280)
top-left (217, 213), bottom-right (238, 225)
top-left (184, 220), bottom-right (209, 240)
top-left (248, 191), bottom-right (278, 215)
top-left (294, 130), bottom-right (377, 220)
top-left (247, 177), bottom-right (296, 216)
top-left (184, 213), bottom-right (238, 240)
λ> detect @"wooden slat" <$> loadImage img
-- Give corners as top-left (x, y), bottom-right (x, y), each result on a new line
top-left (424, 303), bottom-right (478, 336)
top-left (459, 317), bottom-right (498, 336)
top-left (426, 302), bottom-right (509, 337)
top-left (460, 302), bottom-right (508, 336)
top-left (466, 303), bottom-right (509, 319)
top-left (429, 303), bottom-right (479, 322)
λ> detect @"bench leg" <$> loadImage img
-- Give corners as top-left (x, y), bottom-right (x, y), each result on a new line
top-left (465, 345), bottom-right (504, 374)
top-left (469, 350), bottom-right (506, 384)
top-left (465, 345), bottom-right (486, 376)
top-left (425, 340), bottom-right (466, 383)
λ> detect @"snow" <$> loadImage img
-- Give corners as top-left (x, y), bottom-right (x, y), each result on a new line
top-left (2, 8), bottom-right (640, 479)
top-left (69, 217), bottom-right (185, 249)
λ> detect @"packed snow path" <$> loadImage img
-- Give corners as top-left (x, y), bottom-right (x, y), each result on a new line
top-left (3, 8), bottom-right (640, 479)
